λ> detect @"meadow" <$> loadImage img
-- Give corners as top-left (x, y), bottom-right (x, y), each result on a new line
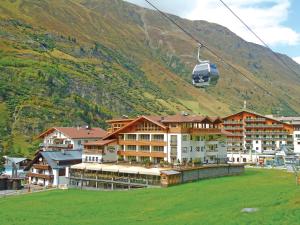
top-left (0, 169), bottom-right (299, 225)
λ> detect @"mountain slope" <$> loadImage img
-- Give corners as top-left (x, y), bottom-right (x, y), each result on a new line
top-left (0, 0), bottom-right (300, 156)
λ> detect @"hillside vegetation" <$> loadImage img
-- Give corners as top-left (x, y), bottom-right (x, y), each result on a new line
top-left (0, 169), bottom-right (300, 225)
top-left (0, 0), bottom-right (300, 156)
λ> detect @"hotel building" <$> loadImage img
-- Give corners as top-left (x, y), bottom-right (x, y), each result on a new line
top-left (223, 110), bottom-right (294, 163)
top-left (37, 127), bottom-right (107, 151)
top-left (81, 114), bottom-right (229, 165)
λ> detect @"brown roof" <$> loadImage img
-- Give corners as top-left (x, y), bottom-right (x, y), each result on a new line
top-left (223, 110), bottom-right (293, 127)
top-left (103, 116), bottom-right (167, 140)
top-left (105, 114), bottom-right (222, 125)
top-left (38, 127), bottom-right (107, 139)
top-left (160, 115), bottom-right (222, 123)
top-left (84, 139), bottom-right (117, 146)
top-left (106, 118), bottom-right (134, 123)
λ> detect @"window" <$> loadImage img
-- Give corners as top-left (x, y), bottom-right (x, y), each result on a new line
top-left (256, 141), bottom-right (258, 144)
top-left (182, 147), bottom-right (188, 153)
top-left (190, 146), bottom-right (193, 152)
top-left (152, 134), bottom-right (164, 141)
top-left (237, 158), bottom-right (240, 162)
top-left (139, 134), bottom-right (150, 140)
top-left (170, 135), bottom-right (177, 145)
top-left (243, 158), bottom-right (247, 162)
top-left (196, 147), bottom-right (200, 152)
top-left (182, 135), bottom-right (188, 141)
top-left (139, 145), bottom-right (150, 151)
top-left (127, 134), bottom-right (137, 140)
top-left (256, 147), bottom-right (259, 150)
top-left (78, 140), bottom-right (82, 145)
top-left (152, 146), bottom-right (164, 152)
top-left (95, 157), bottom-right (98, 162)
top-left (127, 145), bottom-right (137, 151)
top-left (170, 147), bottom-right (177, 156)
top-left (59, 169), bottom-right (65, 176)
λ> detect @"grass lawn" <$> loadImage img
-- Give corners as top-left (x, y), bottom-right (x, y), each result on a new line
top-left (0, 169), bottom-right (299, 225)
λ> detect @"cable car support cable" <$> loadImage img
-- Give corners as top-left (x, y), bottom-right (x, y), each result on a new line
top-left (144, 0), bottom-right (273, 95)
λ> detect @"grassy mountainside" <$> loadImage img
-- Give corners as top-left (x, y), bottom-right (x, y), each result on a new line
top-left (0, 0), bottom-right (300, 156)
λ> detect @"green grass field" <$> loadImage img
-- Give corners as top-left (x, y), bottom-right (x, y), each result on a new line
top-left (0, 169), bottom-right (299, 225)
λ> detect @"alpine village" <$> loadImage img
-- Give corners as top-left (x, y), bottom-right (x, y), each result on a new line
top-left (0, 0), bottom-right (300, 225)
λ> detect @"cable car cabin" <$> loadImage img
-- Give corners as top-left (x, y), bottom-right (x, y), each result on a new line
top-left (192, 62), bottom-right (219, 87)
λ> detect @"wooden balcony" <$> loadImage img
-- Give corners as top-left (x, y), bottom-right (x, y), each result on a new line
top-left (189, 128), bottom-right (224, 135)
top-left (83, 149), bottom-right (104, 154)
top-left (118, 150), bottom-right (166, 158)
top-left (118, 140), bottom-right (167, 146)
top-left (223, 120), bottom-right (244, 125)
top-left (41, 143), bottom-right (73, 149)
top-left (27, 172), bottom-right (54, 180)
top-left (33, 164), bottom-right (50, 170)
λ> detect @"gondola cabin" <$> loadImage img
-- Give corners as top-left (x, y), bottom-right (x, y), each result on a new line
top-left (192, 62), bottom-right (220, 87)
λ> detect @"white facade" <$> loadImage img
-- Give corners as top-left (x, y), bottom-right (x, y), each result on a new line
top-left (294, 130), bottom-right (300, 154)
top-left (119, 132), bottom-right (226, 164)
top-left (83, 145), bottom-right (118, 163)
top-left (42, 130), bottom-right (99, 151)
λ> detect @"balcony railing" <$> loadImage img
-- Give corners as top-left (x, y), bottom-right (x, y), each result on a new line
top-left (118, 150), bottom-right (166, 158)
top-left (227, 144), bottom-right (243, 147)
top-left (245, 124), bottom-right (283, 128)
top-left (223, 127), bottom-right (244, 130)
top-left (223, 121), bottom-right (244, 125)
top-left (40, 143), bottom-right (73, 149)
top-left (119, 140), bottom-right (167, 146)
top-left (83, 149), bottom-right (104, 154)
top-left (27, 172), bottom-right (54, 180)
top-left (228, 133), bottom-right (244, 137)
top-left (245, 118), bottom-right (266, 122)
top-left (33, 164), bottom-right (50, 170)
top-left (245, 136), bottom-right (288, 140)
top-left (245, 131), bottom-right (288, 135)
top-left (226, 139), bottom-right (243, 142)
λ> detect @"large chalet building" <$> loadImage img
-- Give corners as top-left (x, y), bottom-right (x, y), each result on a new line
top-left (69, 114), bottom-right (240, 190)
top-left (37, 127), bottom-right (107, 151)
top-left (26, 126), bottom-right (107, 187)
top-left (81, 114), bottom-right (229, 165)
top-left (273, 116), bottom-right (300, 154)
top-left (222, 110), bottom-right (295, 164)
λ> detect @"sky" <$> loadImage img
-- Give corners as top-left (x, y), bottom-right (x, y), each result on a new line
top-left (125, 0), bottom-right (300, 64)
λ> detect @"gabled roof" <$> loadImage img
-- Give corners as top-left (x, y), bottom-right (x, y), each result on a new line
top-left (25, 150), bottom-right (82, 170)
top-left (103, 116), bottom-right (167, 140)
top-left (4, 157), bottom-right (29, 164)
top-left (37, 127), bottom-right (107, 139)
top-left (223, 110), bottom-right (293, 126)
top-left (160, 115), bottom-right (222, 123)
